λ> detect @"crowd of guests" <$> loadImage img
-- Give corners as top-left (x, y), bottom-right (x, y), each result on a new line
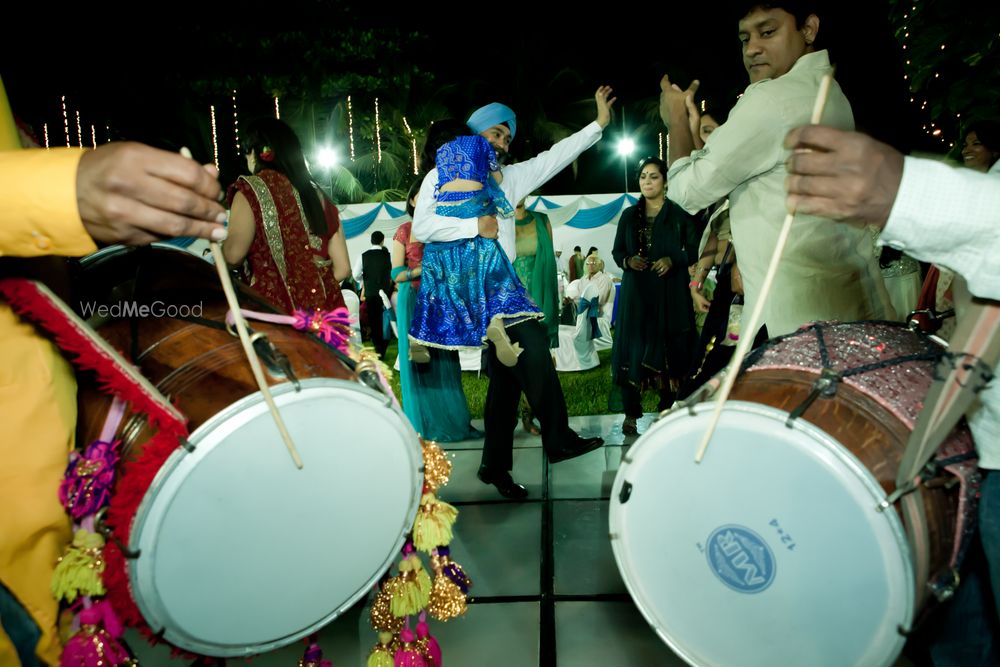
top-left (3, 0), bottom-right (1000, 663)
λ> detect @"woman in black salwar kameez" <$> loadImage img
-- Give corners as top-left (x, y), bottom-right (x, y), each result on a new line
top-left (610, 157), bottom-right (699, 435)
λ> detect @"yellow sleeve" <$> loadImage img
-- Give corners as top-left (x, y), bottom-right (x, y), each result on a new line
top-left (0, 148), bottom-right (98, 258)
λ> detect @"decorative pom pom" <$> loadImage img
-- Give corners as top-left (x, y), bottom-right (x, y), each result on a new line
top-left (370, 584), bottom-right (404, 633)
top-left (299, 641), bottom-right (332, 667)
top-left (393, 626), bottom-right (428, 667)
top-left (52, 530), bottom-right (106, 602)
top-left (420, 440), bottom-right (452, 492)
top-left (413, 493), bottom-right (458, 553)
top-left (416, 613), bottom-right (441, 667)
top-left (293, 308), bottom-right (354, 353)
top-left (60, 601), bottom-right (130, 667)
top-left (60, 440), bottom-right (119, 519)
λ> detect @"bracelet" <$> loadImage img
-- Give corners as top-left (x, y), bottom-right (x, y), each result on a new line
top-left (688, 280), bottom-right (702, 290)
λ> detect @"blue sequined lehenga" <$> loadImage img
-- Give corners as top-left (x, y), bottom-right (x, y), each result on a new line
top-left (410, 135), bottom-right (541, 350)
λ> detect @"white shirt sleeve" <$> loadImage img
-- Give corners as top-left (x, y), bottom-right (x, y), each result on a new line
top-left (500, 122), bottom-right (604, 206)
top-left (881, 156), bottom-right (1000, 301)
top-left (352, 252), bottom-right (364, 283)
top-left (666, 86), bottom-right (786, 214)
top-left (411, 168), bottom-right (480, 243)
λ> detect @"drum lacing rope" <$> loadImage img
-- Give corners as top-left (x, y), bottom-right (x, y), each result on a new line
top-left (745, 321), bottom-right (944, 427)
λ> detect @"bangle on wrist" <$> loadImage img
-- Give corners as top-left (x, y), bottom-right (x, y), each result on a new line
top-left (688, 280), bottom-right (702, 290)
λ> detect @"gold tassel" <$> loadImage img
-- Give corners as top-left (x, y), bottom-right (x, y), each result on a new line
top-left (370, 584), bottom-right (403, 633)
top-left (51, 529), bottom-right (106, 602)
top-left (413, 493), bottom-right (458, 553)
top-left (421, 439), bottom-right (452, 492)
top-left (427, 571), bottom-right (468, 621)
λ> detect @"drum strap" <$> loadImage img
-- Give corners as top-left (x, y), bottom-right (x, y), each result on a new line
top-left (896, 289), bottom-right (1000, 488)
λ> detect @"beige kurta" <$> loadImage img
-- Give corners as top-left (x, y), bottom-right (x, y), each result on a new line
top-left (668, 50), bottom-right (893, 336)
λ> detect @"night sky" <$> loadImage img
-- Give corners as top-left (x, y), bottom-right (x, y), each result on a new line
top-left (1, 1), bottom-right (912, 195)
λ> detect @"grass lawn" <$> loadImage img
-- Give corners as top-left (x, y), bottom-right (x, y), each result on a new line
top-left (382, 342), bottom-right (659, 418)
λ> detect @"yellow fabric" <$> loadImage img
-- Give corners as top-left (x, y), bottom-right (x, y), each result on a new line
top-left (0, 78), bottom-right (96, 667)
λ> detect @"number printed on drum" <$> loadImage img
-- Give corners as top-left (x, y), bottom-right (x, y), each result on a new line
top-left (769, 518), bottom-right (797, 551)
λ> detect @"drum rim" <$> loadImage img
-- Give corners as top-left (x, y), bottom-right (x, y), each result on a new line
top-left (608, 400), bottom-right (914, 667)
top-left (77, 241), bottom-right (205, 269)
top-left (127, 377), bottom-right (422, 656)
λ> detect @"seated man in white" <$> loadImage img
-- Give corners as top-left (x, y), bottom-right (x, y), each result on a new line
top-left (555, 257), bottom-right (615, 370)
top-left (565, 256), bottom-right (615, 349)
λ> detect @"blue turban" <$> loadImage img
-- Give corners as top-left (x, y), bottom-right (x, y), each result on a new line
top-left (467, 103), bottom-right (516, 139)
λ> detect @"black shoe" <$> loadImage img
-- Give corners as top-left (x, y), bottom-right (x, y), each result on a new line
top-left (547, 436), bottom-right (605, 463)
top-left (477, 465), bottom-right (529, 499)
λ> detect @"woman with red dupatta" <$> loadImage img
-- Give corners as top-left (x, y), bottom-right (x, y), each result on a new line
top-left (223, 118), bottom-right (349, 313)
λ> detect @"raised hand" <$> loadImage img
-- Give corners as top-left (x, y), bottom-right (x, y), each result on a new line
top-left (595, 86), bottom-right (617, 129)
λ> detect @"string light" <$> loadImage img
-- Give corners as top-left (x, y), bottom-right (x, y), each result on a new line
top-left (232, 90), bottom-right (240, 155)
top-left (274, 96), bottom-right (280, 119)
top-left (403, 116), bottom-right (417, 175)
top-left (75, 110), bottom-right (83, 149)
top-left (347, 95), bottom-right (355, 161)
top-left (91, 124), bottom-right (96, 149)
top-left (43, 123), bottom-right (49, 149)
top-left (61, 96), bottom-right (70, 147)
top-left (374, 97), bottom-right (382, 164)
top-left (105, 124), bottom-right (110, 143)
top-left (658, 132), bottom-right (664, 160)
top-left (210, 105), bottom-right (219, 170)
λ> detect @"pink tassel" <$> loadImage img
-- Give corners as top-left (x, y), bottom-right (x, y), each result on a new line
top-left (293, 307), bottom-right (354, 352)
top-left (416, 613), bottom-right (441, 667)
top-left (393, 626), bottom-right (427, 667)
top-left (61, 601), bottom-right (130, 667)
top-left (59, 440), bottom-right (119, 519)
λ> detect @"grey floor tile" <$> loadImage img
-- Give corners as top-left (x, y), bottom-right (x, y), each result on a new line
top-left (431, 601), bottom-right (539, 667)
top-left (553, 500), bottom-right (626, 596)
top-left (555, 601), bottom-right (686, 666)
top-left (549, 445), bottom-right (623, 500)
top-left (448, 503), bottom-right (542, 597)
top-left (441, 418), bottom-right (542, 451)
top-left (438, 448), bottom-right (543, 503)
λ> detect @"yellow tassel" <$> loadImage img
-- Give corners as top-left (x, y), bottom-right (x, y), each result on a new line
top-left (411, 554), bottom-right (432, 604)
top-left (369, 584), bottom-right (403, 633)
top-left (366, 637), bottom-right (394, 667)
top-left (413, 493), bottom-right (458, 553)
top-left (427, 571), bottom-right (468, 621)
top-left (421, 439), bottom-right (452, 491)
top-left (51, 529), bottom-right (106, 602)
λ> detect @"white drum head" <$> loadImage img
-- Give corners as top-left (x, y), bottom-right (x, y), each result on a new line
top-left (128, 378), bottom-right (422, 656)
top-left (609, 401), bottom-right (913, 667)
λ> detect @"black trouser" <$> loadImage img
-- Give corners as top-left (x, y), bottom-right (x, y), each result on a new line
top-left (366, 296), bottom-right (388, 357)
top-left (482, 319), bottom-right (577, 471)
top-left (621, 383), bottom-right (675, 419)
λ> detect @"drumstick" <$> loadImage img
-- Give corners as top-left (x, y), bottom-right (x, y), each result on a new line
top-left (693, 71), bottom-right (835, 464)
top-left (180, 147), bottom-right (304, 469)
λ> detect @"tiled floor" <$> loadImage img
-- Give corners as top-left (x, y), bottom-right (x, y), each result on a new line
top-left (126, 413), bottom-right (918, 666)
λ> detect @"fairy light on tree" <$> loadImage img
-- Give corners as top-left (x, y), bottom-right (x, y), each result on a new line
top-left (403, 116), bottom-right (417, 175)
top-left (347, 95), bottom-right (355, 161)
top-left (274, 96), bottom-right (280, 119)
top-left (43, 123), bottom-right (49, 149)
top-left (374, 97), bottom-right (382, 164)
top-left (232, 90), bottom-right (240, 155)
top-left (91, 125), bottom-right (96, 149)
top-left (210, 105), bottom-right (220, 170)
top-left (75, 111), bottom-right (83, 149)
top-left (61, 96), bottom-right (70, 147)
top-left (658, 132), bottom-right (664, 160)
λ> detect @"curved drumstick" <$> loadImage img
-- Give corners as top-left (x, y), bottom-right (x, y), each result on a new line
top-left (693, 71), bottom-right (835, 464)
top-left (180, 148), bottom-right (304, 469)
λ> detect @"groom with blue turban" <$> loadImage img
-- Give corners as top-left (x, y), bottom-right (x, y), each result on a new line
top-left (413, 86), bottom-right (616, 498)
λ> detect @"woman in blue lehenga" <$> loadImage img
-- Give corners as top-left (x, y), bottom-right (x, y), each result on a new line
top-left (392, 179), bottom-right (481, 442)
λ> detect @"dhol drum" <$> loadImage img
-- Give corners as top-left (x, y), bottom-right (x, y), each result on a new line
top-left (74, 245), bottom-right (422, 657)
top-left (609, 321), bottom-right (977, 667)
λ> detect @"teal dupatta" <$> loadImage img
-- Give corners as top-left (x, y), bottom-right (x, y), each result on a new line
top-left (513, 212), bottom-right (559, 348)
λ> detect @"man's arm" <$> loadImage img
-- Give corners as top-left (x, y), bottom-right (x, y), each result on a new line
top-left (666, 85), bottom-right (785, 215)
top-left (502, 86), bottom-right (615, 205)
top-left (784, 125), bottom-right (1000, 301)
